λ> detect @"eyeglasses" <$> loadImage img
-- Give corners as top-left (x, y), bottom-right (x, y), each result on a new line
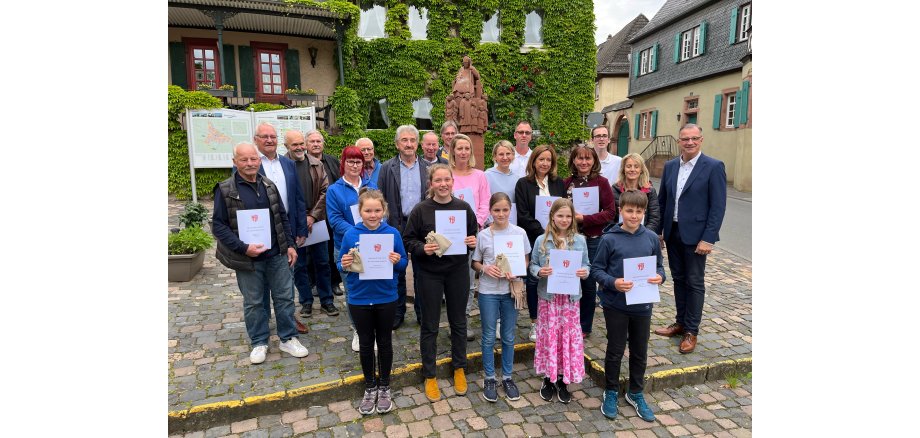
top-left (256, 135), bottom-right (278, 140)
top-left (515, 130), bottom-right (533, 135)
top-left (678, 136), bottom-right (702, 142)
top-left (592, 134), bottom-right (609, 139)
top-left (345, 160), bottom-right (364, 167)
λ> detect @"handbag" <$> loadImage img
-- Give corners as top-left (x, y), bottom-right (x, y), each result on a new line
top-left (344, 247), bottom-right (364, 273)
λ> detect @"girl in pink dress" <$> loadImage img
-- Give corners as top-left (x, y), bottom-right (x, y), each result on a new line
top-left (529, 198), bottom-right (590, 403)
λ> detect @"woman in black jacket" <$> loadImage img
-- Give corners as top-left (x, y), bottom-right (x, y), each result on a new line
top-left (514, 144), bottom-right (567, 342)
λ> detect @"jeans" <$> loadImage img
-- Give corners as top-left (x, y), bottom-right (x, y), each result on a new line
top-left (418, 266), bottom-right (469, 378)
top-left (479, 293), bottom-right (517, 380)
top-left (236, 253), bottom-right (298, 346)
top-left (666, 222), bottom-right (708, 335)
top-left (603, 307), bottom-right (650, 393)
top-left (579, 236), bottom-right (600, 334)
top-left (297, 242), bottom-right (333, 307)
top-left (350, 300), bottom-right (397, 387)
top-left (333, 245), bottom-right (354, 327)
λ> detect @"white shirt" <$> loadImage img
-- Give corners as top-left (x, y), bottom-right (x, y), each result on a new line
top-left (674, 151), bottom-right (702, 221)
top-left (597, 152), bottom-right (621, 186)
top-left (472, 224), bottom-right (532, 294)
top-left (510, 148), bottom-right (532, 179)
top-left (260, 153), bottom-right (289, 213)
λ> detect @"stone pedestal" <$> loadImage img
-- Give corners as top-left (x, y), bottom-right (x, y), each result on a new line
top-left (466, 133), bottom-right (485, 170)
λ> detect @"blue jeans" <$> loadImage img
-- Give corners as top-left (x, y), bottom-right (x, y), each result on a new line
top-left (237, 253), bottom-right (298, 346)
top-left (296, 242), bottom-right (334, 307)
top-left (479, 292), bottom-right (518, 380)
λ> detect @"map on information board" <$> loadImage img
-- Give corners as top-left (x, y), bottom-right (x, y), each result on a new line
top-left (186, 107), bottom-right (316, 168)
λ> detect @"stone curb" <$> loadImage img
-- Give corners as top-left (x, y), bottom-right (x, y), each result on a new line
top-left (168, 340), bottom-right (749, 434)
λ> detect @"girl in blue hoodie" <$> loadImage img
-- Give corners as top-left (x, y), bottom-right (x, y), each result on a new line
top-left (337, 188), bottom-right (408, 416)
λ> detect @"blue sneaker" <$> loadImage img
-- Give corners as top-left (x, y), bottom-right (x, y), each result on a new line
top-left (481, 378), bottom-right (498, 403)
top-left (625, 391), bottom-right (655, 422)
top-left (601, 390), bottom-right (618, 419)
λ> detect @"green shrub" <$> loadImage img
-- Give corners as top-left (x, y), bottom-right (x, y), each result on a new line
top-left (178, 202), bottom-right (209, 229)
top-left (168, 227), bottom-right (214, 255)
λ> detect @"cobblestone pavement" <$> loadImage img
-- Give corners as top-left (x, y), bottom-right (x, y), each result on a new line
top-left (169, 197), bottom-right (752, 417)
top-left (169, 365), bottom-right (752, 438)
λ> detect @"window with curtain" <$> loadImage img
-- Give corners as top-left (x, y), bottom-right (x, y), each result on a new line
top-left (358, 4), bottom-right (387, 39)
top-left (481, 12), bottom-right (500, 43)
top-left (412, 98), bottom-right (433, 130)
top-left (409, 6), bottom-right (428, 40)
top-left (524, 11), bottom-right (543, 46)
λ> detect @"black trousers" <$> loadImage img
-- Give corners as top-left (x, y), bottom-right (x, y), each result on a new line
top-left (666, 222), bottom-right (708, 335)
top-left (349, 300), bottom-right (397, 388)
top-left (417, 267), bottom-right (469, 378)
top-left (603, 307), bottom-right (650, 393)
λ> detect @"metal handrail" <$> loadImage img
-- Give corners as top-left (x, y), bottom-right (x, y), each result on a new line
top-left (638, 135), bottom-right (679, 163)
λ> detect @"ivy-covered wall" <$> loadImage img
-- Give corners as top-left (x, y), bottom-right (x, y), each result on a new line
top-left (169, 0), bottom-right (595, 199)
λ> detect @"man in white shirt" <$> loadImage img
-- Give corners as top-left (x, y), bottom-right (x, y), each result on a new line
top-left (510, 121), bottom-right (534, 179)
top-left (591, 125), bottom-right (621, 185)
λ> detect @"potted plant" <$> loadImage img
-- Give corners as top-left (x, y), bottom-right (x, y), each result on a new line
top-left (285, 87), bottom-right (317, 101)
top-left (168, 202), bottom-right (214, 282)
top-left (200, 83), bottom-right (235, 98)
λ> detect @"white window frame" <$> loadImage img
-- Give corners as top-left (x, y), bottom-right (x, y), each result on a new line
top-left (681, 26), bottom-right (701, 61)
top-left (640, 112), bottom-right (651, 139)
top-left (724, 93), bottom-right (737, 128)
top-left (639, 48), bottom-right (650, 75)
top-left (358, 4), bottom-right (387, 40)
top-left (523, 11), bottom-right (543, 47)
top-left (738, 4), bottom-right (752, 42)
top-left (408, 6), bottom-right (428, 41)
top-left (481, 12), bottom-right (500, 43)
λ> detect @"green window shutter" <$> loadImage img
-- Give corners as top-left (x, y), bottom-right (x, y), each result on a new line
top-left (651, 110), bottom-right (658, 137)
top-left (633, 51), bottom-right (640, 77)
top-left (285, 49), bottom-right (301, 90)
top-left (729, 8), bottom-right (738, 44)
top-left (674, 33), bottom-right (681, 63)
top-left (238, 45), bottom-right (256, 96)
top-left (222, 44), bottom-right (236, 89)
top-left (739, 81), bottom-right (750, 124)
top-left (634, 114), bottom-right (641, 139)
top-left (169, 42), bottom-right (188, 89)
top-left (699, 21), bottom-right (708, 55)
top-left (712, 94), bottom-right (722, 130)
top-left (651, 44), bottom-right (658, 72)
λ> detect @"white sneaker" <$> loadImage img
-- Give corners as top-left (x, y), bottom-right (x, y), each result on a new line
top-left (496, 321), bottom-right (501, 340)
top-left (352, 330), bottom-right (360, 352)
top-left (279, 338), bottom-right (309, 358)
top-left (529, 323), bottom-right (537, 341)
top-left (250, 345), bottom-right (268, 364)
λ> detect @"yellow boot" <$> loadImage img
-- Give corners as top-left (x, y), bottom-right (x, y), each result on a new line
top-left (424, 377), bottom-right (441, 402)
top-left (453, 368), bottom-right (468, 395)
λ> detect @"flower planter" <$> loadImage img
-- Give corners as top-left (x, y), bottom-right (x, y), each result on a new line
top-left (168, 251), bottom-right (205, 282)
top-left (205, 89), bottom-right (234, 98)
top-left (286, 93), bottom-right (316, 101)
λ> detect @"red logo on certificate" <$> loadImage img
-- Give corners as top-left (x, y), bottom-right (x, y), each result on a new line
top-left (506, 241), bottom-right (513, 248)
top-left (459, 194), bottom-right (465, 200)
top-left (637, 262), bottom-right (645, 270)
top-left (374, 244), bottom-right (382, 252)
top-left (546, 200), bottom-right (552, 207)
top-left (582, 191), bottom-right (589, 198)
top-left (563, 260), bottom-right (570, 268)
top-left (251, 215), bottom-right (259, 222)
top-left (449, 216), bottom-right (456, 224)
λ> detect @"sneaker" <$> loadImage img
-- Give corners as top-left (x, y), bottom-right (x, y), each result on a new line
top-left (279, 338), bottom-right (308, 358)
top-left (333, 284), bottom-right (344, 296)
top-left (501, 378), bottom-right (521, 401)
top-left (466, 328), bottom-right (476, 342)
top-left (424, 378), bottom-right (441, 402)
top-left (495, 320), bottom-right (501, 340)
top-left (556, 380), bottom-right (571, 404)
top-left (321, 302), bottom-right (339, 316)
top-left (249, 345), bottom-right (268, 364)
top-left (539, 377), bottom-right (556, 402)
top-left (376, 386), bottom-right (393, 413)
top-left (601, 390), bottom-right (619, 419)
top-left (529, 322), bottom-right (537, 342)
top-left (300, 305), bottom-right (313, 318)
top-left (626, 391), bottom-right (656, 422)
top-left (358, 387), bottom-right (378, 415)
top-left (481, 379), bottom-right (498, 403)
top-left (453, 368), bottom-right (468, 395)
top-left (352, 331), bottom-right (360, 352)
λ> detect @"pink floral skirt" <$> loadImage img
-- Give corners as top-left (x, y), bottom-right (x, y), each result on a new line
top-left (533, 295), bottom-right (585, 384)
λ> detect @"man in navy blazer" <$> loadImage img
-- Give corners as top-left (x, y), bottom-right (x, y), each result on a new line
top-left (254, 123), bottom-right (309, 333)
top-left (654, 124), bottom-right (726, 354)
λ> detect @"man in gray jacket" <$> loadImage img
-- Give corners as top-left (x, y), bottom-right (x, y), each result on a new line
top-left (377, 125), bottom-right (430, 329)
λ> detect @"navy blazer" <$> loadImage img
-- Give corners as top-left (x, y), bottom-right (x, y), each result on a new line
top-left (658, 153), bottom-right (727, 246)
top-left (258, 155), bottom-right (308, 238)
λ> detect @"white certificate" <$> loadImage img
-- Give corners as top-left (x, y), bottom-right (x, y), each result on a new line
top-left (349, 204), bottom-right (361, 225)
top-left (493, 234), bottom-right (526, 276)
top-left (236, 208), bottom-right (272, 249)
top-left (572, 187), bottom-right (599, 215)
top-left (358, 234), bottom-right (394, 280)
top-left (435, 210), bottom-right (467, 256)
top-left (300, 220), bottom-right (330, 247)
top-left (623, 256), bottom-right (660, 305)
top-left (546, 249), bottom-right (581, 295)
top-left (453, 187), bottom-right (475, 210)
top-left (535, 196), bottom-right (560, 229)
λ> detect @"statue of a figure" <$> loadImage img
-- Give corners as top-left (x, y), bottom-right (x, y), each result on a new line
top-left (447, 55), bottom-right (488, 135)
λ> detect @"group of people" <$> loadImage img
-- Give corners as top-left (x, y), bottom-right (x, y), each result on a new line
top-left (210, 120), bottom-right (727, 421)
